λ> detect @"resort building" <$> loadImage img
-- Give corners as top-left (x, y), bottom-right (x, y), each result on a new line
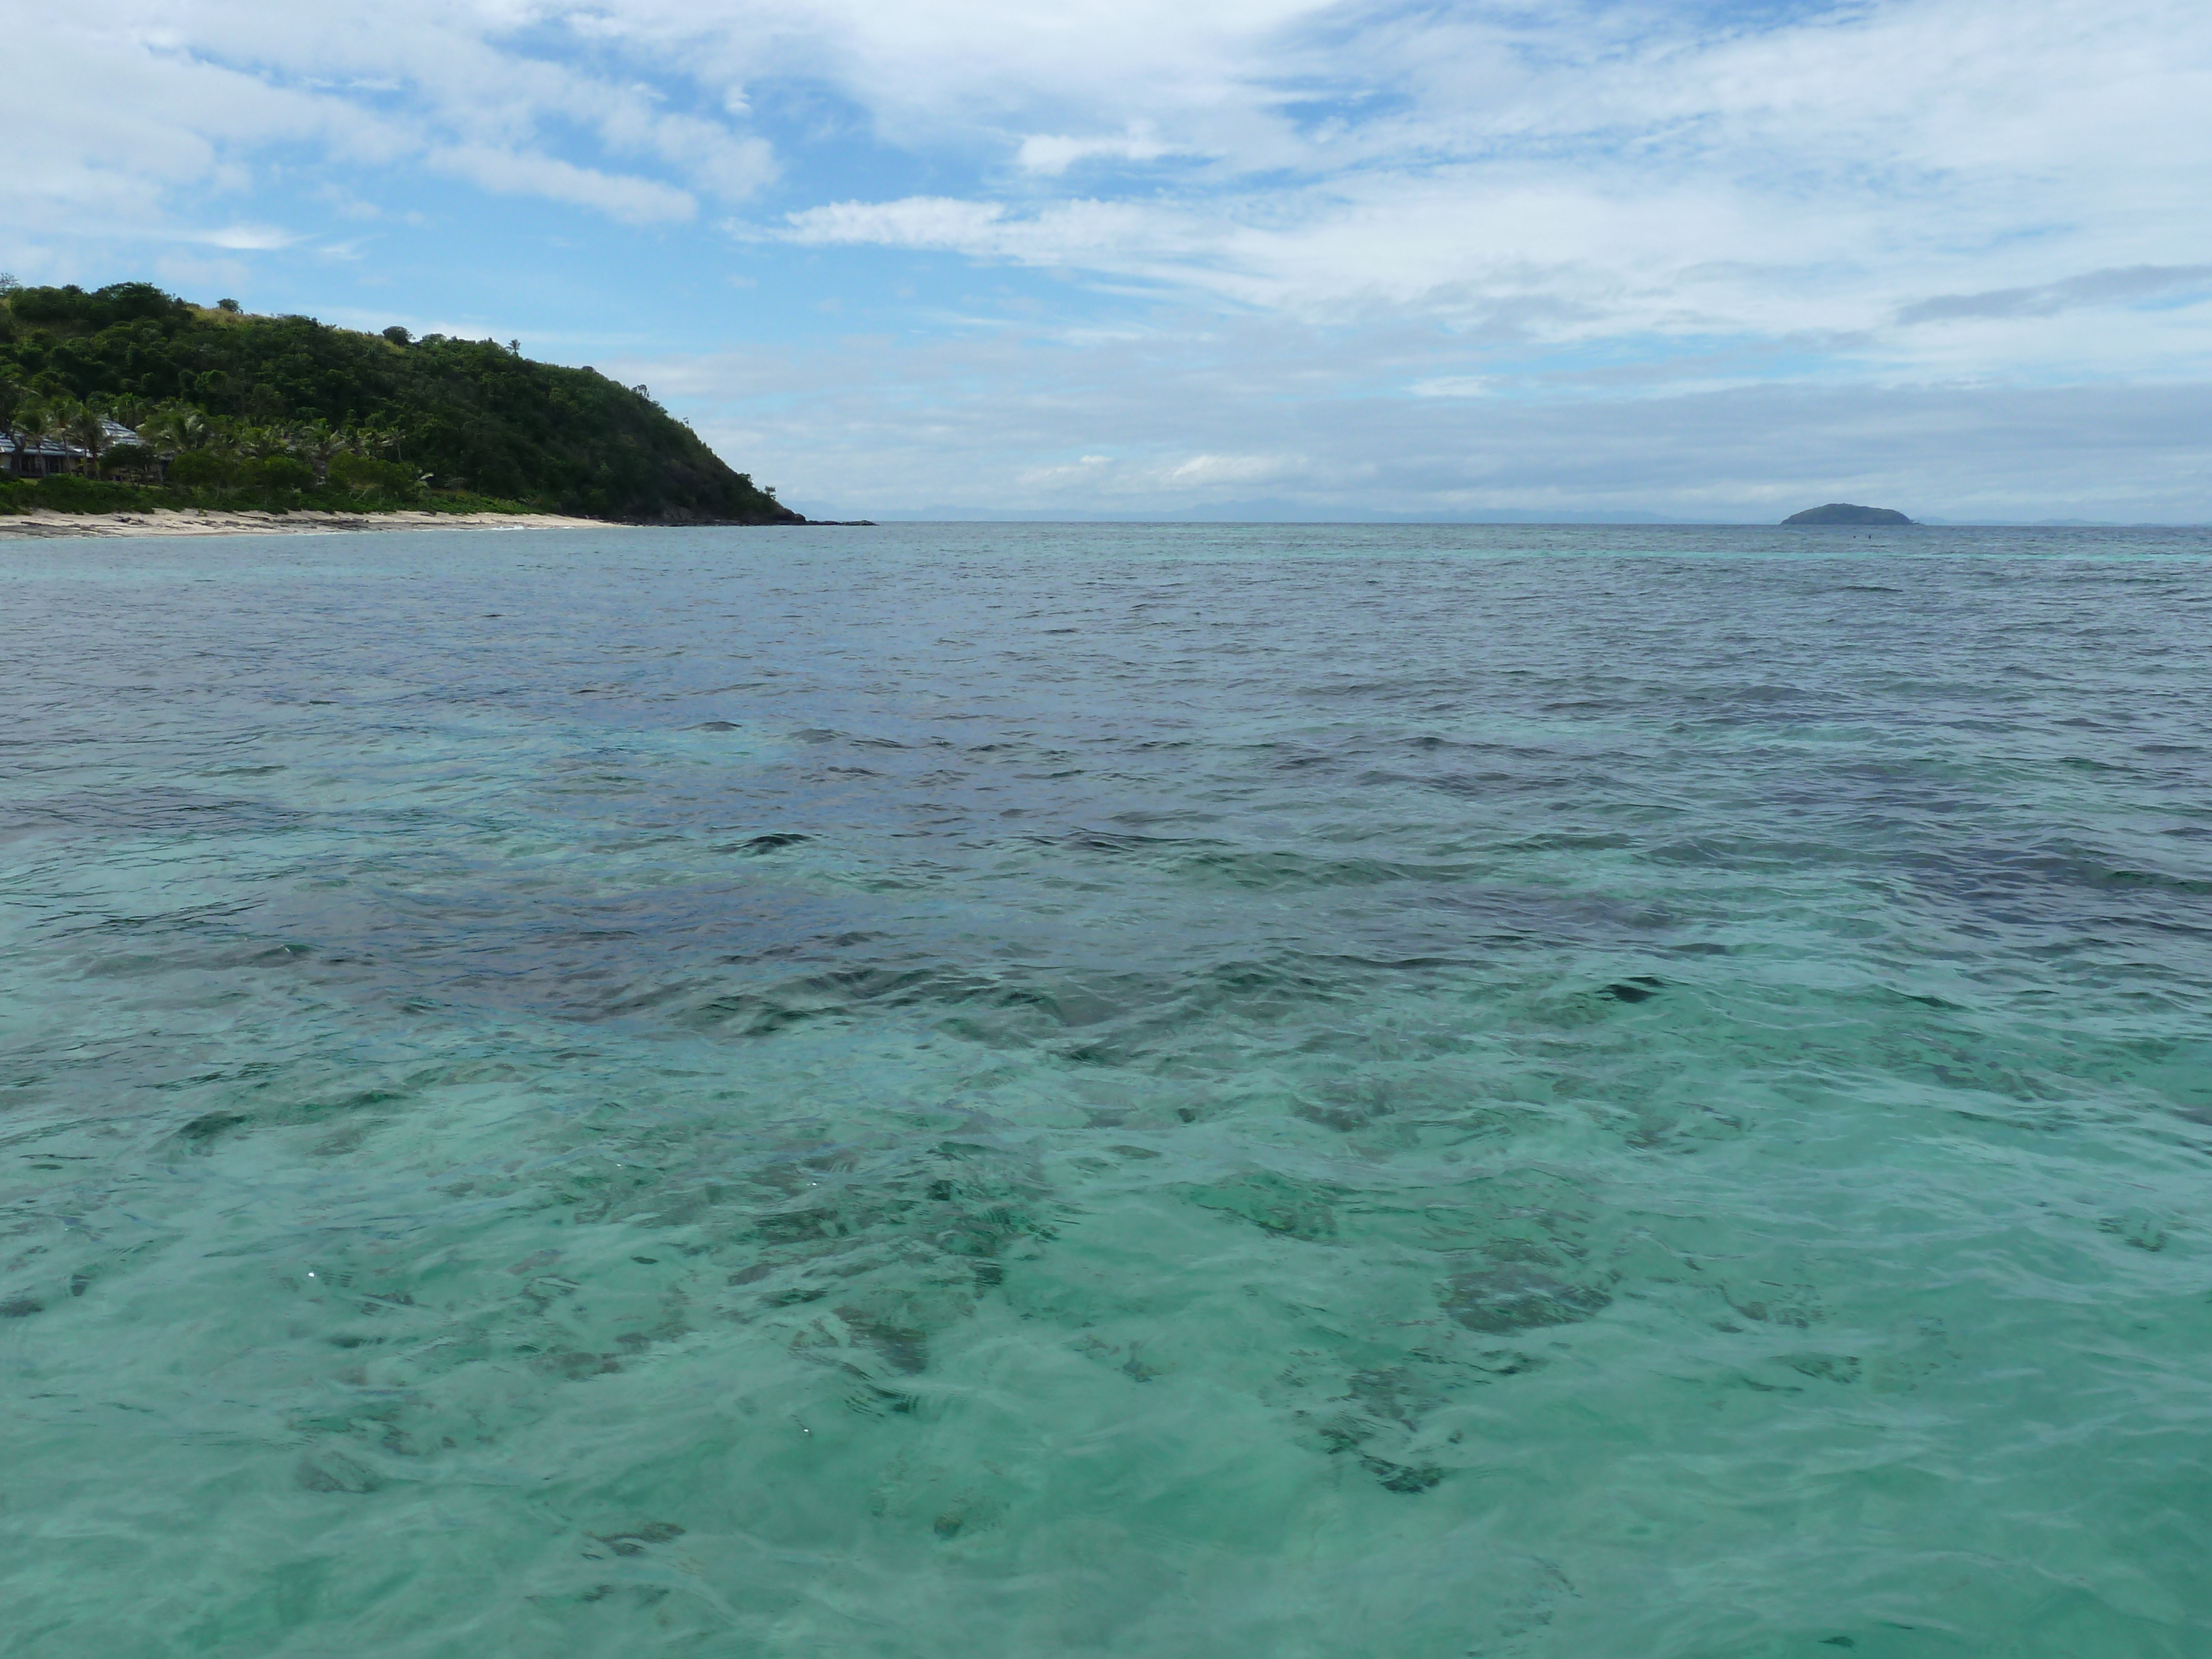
top-left (1, 418), bottom-right (153, 479)
top-left (1, 432), bottom-right (76, 477)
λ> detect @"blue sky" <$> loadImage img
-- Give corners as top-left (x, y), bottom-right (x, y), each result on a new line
top-left (7, 0), bottom-right (2210, 520)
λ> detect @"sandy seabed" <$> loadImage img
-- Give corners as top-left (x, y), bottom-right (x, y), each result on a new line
top-left (0, 508), bottom-right (614, 539)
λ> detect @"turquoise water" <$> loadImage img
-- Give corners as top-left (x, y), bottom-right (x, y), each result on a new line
top-left (4, 522), bottom-right (2210, 1657)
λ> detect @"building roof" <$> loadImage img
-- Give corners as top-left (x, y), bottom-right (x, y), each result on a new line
top-left (2, 419), bottom-right (144, 458)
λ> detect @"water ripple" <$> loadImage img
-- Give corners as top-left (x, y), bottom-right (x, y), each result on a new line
top-left (3, 523), bottom-right (2210, 1657)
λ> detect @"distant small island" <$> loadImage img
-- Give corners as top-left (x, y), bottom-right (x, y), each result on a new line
top-left (1782, 503), bottom-right (1914, 526)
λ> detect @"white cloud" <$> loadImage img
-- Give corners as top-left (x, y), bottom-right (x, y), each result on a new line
top-left (0, 1), bottom-right (773, 237)
top-left (1016, 129), bottom-right (1181, 175)
top-left (197, 225), bottom-right (299, 251)
top-left (431, 145), bottom-right (697, 224)
top-left (779, 196), bottom-right (1011, 251)
top-left (1167, 452), bottom-right (1300, 486)
top-left (593, 106), bottom-right (778, 201)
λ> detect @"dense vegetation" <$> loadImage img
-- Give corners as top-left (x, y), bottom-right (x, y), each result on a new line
top-left (0, 280), bottom-right (798, 523)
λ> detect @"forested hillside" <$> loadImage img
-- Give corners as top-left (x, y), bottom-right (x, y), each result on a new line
top-left (0, 281), bottom-right (798, 523)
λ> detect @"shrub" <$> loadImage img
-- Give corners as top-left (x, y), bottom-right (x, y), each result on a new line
top-left (21, 474), bottom-right (148, 513)
top-left (166, 449), bottom-right (236, 488)
top-left (258, 455), bottom-right (314, 492)
top-left (329, 452), bottom-right (417, 496)
top-left (103, 443), bottom-right (161, 479)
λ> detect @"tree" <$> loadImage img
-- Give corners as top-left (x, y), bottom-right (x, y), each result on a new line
top-left (103, 443), bottom-right (161, 481)
top-left (330, 452), bottom-right (416, 498)
top-left (11, 397), bottom-right (59, 476)
top-left (167, 449), bottom-right (237, 489)
top-left (237, 425), bottom-right (290, 461)
top-left (258, 455), bottom-right (314, 492)
top-left (137, 403), bottom-right (210, 453)
top-left (59, 401), bottom-right (115, 478)
top-left (0, 374), bottom-right (26, 474)
top-left (356, 424), bottom-right (406, 466)
top-left (292, 419), bottom-right (352, 484)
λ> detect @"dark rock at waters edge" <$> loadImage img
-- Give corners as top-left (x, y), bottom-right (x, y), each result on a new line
top-left (1782, 503), bottom-right (1916, 525)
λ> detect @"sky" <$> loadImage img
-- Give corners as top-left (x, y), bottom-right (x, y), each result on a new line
top-left (6, 0), bottom-right (2209, 521)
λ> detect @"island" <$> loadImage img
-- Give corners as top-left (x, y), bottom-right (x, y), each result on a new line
top-left (0, 280), bottom-right (802, 525)
top-left (1782, 503), bottom-right (1914, 525)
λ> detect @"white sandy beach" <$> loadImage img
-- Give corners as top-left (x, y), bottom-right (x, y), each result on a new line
top-left (0, 508), bottom-right (615, 539)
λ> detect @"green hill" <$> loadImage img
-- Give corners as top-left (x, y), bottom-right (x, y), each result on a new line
top-left (0, 280), bottom-right (799, 524)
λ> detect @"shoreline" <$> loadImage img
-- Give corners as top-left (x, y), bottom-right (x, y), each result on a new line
top-left (0, 508), bottom-right (621, 540)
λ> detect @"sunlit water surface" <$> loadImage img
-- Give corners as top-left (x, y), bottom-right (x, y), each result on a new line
top-left (4, 522), bottom-right (2211, 1658)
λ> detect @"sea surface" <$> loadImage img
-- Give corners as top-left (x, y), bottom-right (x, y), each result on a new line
top-left (4, 521), bottom-right (2210, 1658)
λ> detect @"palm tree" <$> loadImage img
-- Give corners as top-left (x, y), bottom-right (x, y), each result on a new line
top-left (356, 425), bottom-right (403, 464)
top-left (137, 403), bottom-right (209, 455)
top-left (0, 375), bottom-right (28, 477)
top-left (292, 419), bottom-right (351, 485)
top-left (60, 401), bottom-right (116, 479)
top-left (11, 398), bottom-right (60, 477)
top-left (237, 425), bottom-right (289, 462)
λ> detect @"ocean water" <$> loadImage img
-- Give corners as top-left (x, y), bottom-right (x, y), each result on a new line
top-left (3, 521), bottom-right (2210, 1658)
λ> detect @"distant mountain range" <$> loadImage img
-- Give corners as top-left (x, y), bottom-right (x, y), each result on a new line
top-left (797, 504), bottom-right (2197, 528)
top-left (806, 504), bottom-right (1681, 524)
